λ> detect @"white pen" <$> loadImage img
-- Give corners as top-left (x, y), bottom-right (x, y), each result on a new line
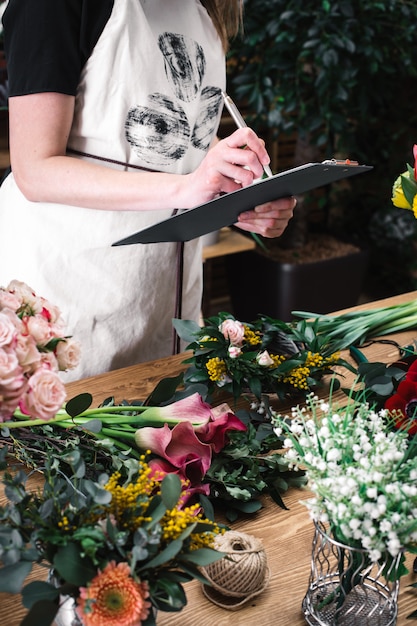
top-left (221, 90), bottom-right (274, 178)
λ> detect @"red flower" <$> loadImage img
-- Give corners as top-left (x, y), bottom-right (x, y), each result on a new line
top-left (385, 379), bottom-right (417, 434)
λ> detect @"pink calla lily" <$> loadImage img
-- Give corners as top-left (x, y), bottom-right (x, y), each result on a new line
top-left (195, 402), bottom-right (247, 452)
top-left (135, 421), bottom-right (213, 482)
top-left (148, 457), bottom-right (210, 504)
top-left (139, 393), bottom-right (212, 426)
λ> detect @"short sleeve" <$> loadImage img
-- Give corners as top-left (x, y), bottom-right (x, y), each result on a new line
top-left (3, 0), bottom-right (114, 96)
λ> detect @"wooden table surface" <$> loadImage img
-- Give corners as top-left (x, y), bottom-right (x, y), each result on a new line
top-left (2, 291), bottom-right (417, 625)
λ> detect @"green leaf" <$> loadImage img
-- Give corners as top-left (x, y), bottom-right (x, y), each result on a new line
top-left (21, 581), bottom-right (59, 609)
top-left (140, 538), bottom-right (183, 569)
top-left (179, 547), bottom-right (223, 566)
top-left (53, 543), bottom-right (96, 586)
top-left (172, 318), bottom-right (201, 343)
top-left (65, 393), bottom-right (93, 418)
top-left (160, 473), bottom-right (181, 509)
top-left (0, 561), bottom-right (32, 593)
top-left (144, 373), bottom-right (184, 406)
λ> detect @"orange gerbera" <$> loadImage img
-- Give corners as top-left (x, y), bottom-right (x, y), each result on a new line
top-left (76, 561), bottom-right (151, 626)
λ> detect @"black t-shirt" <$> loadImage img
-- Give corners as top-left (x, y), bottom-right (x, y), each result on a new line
top-left (3, 0), bottom-right (114, 96)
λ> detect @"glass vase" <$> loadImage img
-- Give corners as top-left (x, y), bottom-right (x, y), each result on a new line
top-left (302, 522), bottom-right (402, 626)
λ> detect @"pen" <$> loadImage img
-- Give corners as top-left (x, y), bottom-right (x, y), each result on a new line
top-left (221, 90), bottom-right (274, 178)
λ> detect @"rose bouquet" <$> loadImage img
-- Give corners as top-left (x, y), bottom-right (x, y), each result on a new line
top-left (172, 313), bottom-right (350, 403)
top-left (0, 280), bottom-right (81, 421)
top-left (0, 448), bottom-right (224, 626)
top-left (392, 144), bottom-right (417, 217)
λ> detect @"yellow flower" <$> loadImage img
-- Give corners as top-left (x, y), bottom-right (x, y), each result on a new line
top-left (392, 172), bottom-right (412, 209)
top-left (206, 357), bottom-right (227, 382)
top-left (76, 561), bottom-right (151, 626)
top-left (243, 325), bottom-right (262, 346)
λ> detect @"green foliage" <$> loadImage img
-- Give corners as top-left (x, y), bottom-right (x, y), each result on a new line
top-left (0, 449), bottom-right (223, 625)
top-left (228, 0), bottom-right (417, 295)
top-left (230, 0), bottom-right (417, 154)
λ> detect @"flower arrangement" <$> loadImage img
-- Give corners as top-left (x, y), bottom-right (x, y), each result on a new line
top-left (0, 388), bottom-right (307, 521)
top-left (172, 313), bottom-right (350, 403)
top-left (0, 280), bottom-right (81, 421)
top-left (273, 393), bottom-right (417, 573)
top-left (392, 144), bottom-right (417, 218)
top-left (0, 448), bottom-right (224, 626)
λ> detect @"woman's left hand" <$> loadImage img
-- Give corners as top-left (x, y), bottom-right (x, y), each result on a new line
top-left (235, 196), bottom-right (296, 238)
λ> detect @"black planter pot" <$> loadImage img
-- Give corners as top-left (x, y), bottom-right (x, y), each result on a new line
top-left (225, 247), bottom-right (369, 322)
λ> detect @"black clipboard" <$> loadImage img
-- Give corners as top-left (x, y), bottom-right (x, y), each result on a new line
top-left (112, 161), bottom-right (372, 245)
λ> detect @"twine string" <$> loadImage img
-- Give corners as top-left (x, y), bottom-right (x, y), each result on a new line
top-left (201, 530), bottom-right (270, 610)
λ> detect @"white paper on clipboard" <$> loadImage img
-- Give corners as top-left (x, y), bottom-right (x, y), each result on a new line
top-left (112, 161), bottom-right (373, 245)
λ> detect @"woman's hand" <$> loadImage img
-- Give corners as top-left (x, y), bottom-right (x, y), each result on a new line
top-left (183, 127), bottom-right (271, 206)
top-left (236, 196), bottom-right (296, 238)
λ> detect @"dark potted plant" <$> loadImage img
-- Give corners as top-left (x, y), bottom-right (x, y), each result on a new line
top-left (221, 0), bottom-right (417, 318)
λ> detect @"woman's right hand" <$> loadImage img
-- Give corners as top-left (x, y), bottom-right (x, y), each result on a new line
top-left (181, 127), bottom-right (272, 206)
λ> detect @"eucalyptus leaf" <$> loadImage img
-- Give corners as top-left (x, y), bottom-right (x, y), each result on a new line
top-left (0, 560), bottom-right (32, 593)
top-left (171, 318), bottom-right (201, 343)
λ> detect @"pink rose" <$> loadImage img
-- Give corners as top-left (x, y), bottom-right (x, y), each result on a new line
top-left (0, 311), bottom-right (17, 348)
top-left (6, 280), bottom-right (42, 312)
top-left (39, 351), bottom-right (59, 371)
top-left (228, 345), bottom-right (242, 359)
top-left (20, 368), bottom-right (66, 420)
top-left (40, 300), bottom-right (63, 325)
top-left (0, 347), bottom-right (23, 388)
top-left (219, 318), bottom-right (245, 346)
top-left (24, 314), bottom-right (53, 346)
top-left (55, 338), bottom-right (82, 371)
top-left (0, 290), bottom-right (21, 312)
top-left (256, 350), bottom-right (274, 367)
top-left (14, 333), bottom-right (41, 374)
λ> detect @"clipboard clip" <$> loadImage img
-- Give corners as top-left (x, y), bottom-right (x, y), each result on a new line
top-left (322, 158), bottom-right (359, 166)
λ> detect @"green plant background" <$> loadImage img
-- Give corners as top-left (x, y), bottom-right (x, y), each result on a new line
top-left (226, 0), bottom-right (417, 297)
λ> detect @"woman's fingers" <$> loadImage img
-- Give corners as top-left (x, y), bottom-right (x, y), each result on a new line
top-left (236, 197), bottom-right (296, 238)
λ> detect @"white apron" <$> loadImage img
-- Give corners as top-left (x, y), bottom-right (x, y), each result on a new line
top-left (0, 0), bottom-right (225, 381)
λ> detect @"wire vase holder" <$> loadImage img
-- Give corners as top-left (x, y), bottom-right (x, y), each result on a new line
top-left (302, 522), bottom-right (402, 626)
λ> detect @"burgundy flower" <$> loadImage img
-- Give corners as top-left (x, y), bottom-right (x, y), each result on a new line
top-left (195, 402), bottom-right (247, 452)
top-left (135, 420), bottom-right (213, 484)
top-left (385, 379), bottom-right (417, 434)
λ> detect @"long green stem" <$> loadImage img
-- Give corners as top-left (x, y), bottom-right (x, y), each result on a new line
top-left (295, 299), bottom-right (417, 348)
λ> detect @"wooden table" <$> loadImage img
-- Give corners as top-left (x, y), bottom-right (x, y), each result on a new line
top-left (2, 291), bottom-right (417, 625)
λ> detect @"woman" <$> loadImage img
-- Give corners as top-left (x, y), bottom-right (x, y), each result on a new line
top-left (0, 0), bottom-right (295, 380)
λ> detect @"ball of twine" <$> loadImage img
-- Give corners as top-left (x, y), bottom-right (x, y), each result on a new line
top-left (201, 530), bottom-right (270, 610)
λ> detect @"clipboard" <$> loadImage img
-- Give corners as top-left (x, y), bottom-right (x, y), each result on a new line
top-left (112, 161), bottom-right (372, 245)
